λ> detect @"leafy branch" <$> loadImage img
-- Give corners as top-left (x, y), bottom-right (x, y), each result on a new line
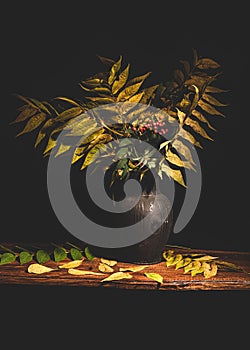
top-left (0, 243), bottom-right (94, 265)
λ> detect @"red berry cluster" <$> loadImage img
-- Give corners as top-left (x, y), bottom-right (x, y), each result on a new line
top-left (131, 118), bottom-right (169, 135)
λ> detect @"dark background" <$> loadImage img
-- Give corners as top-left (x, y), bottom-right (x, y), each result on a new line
top-left (0, 2), bottom-right (249, 323)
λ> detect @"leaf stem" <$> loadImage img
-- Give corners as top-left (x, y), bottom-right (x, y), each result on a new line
top-left (0, 244), bottom-right (16, 255)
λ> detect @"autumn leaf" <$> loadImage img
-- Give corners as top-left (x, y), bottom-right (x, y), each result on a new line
top-left (117, 82), bottom-right (144, 101)
top-left (16, 112), bottom-right (46, 137)
top-left (198, 100), bottom-right (225, 117)
top-left (98, 263), bottom-right (114, 273)
top-left (172, 138), bottom-right (195, 165)
top-left (202, 93), bottom-right (227, 107)
top-left (119, 265), bottom-right (148, 272)
top-left (112, 64), bottom-right (130, 95)
top-left (59, 260), bottom-right (83, 269)
top-left (205, 85), bottom-right (228, 93)
top-left (144, 272), bottom-right (163, 284)
top-left (10, 106), bottom-right (37, 124)
top-left (184, 117), bottom-right (213, 140)
top-left (192, 109), bottom-right (216, 131)
top-left (160, 163), bottom-right (186, 187)
top-left (108, 55), bottom-right (122, 85)
top-left (68, 269), bottom-right (104, 276)
top-left (55, 144), bottom-right (71, 157)
top-left (28, 263), bottom-right (55, 274)
top-left (100, 258), bottom-right (117, 266)
top-left (101, 271), bottom-right (133, 282)
top-left (196, 58), bottom-right (220, 70)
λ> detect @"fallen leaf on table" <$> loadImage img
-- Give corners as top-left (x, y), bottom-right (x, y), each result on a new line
top-left (68, 268), bottom-right (105, 276)
top-left (59, 259), bottom-right (83, 269)
top-left (101, 271), bottom-right (132, 282)
top-left (119, 265), bottom-right (148, 272)
top-left (193, 255), bottom-right (218, 262)
top-left (100, 258), bottom-right (117, 266)
top-left (98, 262), bottom-right (114, 273)
top-left (144, 272), bottom-right (163, 284)
top-left (28, 263), bottom-right (55, 274)
top-left (203, 262), bottom-right (218, 279)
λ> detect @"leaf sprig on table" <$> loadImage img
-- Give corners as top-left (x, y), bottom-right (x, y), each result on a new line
top-left (162, 249), bottom-right (248, 278)
top-left (0, 242), bottom-right (93, 265)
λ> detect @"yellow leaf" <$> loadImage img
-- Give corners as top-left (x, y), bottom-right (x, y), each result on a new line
top-left (191, 265), bottom-right (204, 277)
top-left (28, 263), bottom-right (55, 274)
top-left (161, 163), bottom-right (186, 187)
top-left (128, 91), bottom-right (144, 103)
top-left (16, 112), bottom-right (46, 137)
top-left (119, 265), bottom-right (148, 272)
top-left (205, 86), bottom-right (228, 93)
top-left (100, 258), bottom-right (117, 266)
top-left (59, 259), bottom-right (84, 269)
top-left (198, 100), bottom-right (225, 117)
top-left (68, 268), bottom-right (105, 276)
top-left (98, 263), bottom-right (114, 273)
top-left (175, 257), bottom-right (192, 269)
top-left (185, 117), bottom-right (213, 140)
top-left (55, 144), bottom-right (71, 157)
top-left (179, 60), bottom-right (191, 75)
top-left (196, 57), bottom-right (220, 70)
top-left (85, 97), bottom-right (115, 104)
top-left (71, 146), bottom-right (86, 164)
top-left (203, 262), bottom-right (218, 278)
top-left (54, 106), bottom-right (83, 122)
top-left (112, 64), bottom-right (130, 95)
top-left (43, 137), bottom-right (57, 155)
top-left (202, 93), bottom-right (227, 107)
top-left (166, 148), bottom-right (184, 167)
top-left (172, 138), bottom-right (195, 165)
top-left (54, 96), bottom-right (82, 107)
top-left (192, 109), bottom-right (216, 131)
top-left (194, 255), bottom-right (218, 262)
top-left (68, 119), bottom-right (97, 137)
top-left (117, 82), bottom-right (144, 102)
top-left (126, 72), bottom-right (151, 87)
top-left (108, 55), bottom-right (122, 85)
top-left (184, 260), bottom-right (201, 274)
top-left (144, 272), bottom-right (163, 284)
top-left (11, 106), bottom-right (37, 124)
top-left (178, 127), bottom-right (203, 148)
top-left (173, 69), bottom-right (185, 85)
top-left (177, 109), bottom-right (186, 125)
top-left (140, 85), bottom-right (158, 104)
top-left (101, 271), bottom-right (133, 282)
top-left (81, 143), bottom-right (107, 170)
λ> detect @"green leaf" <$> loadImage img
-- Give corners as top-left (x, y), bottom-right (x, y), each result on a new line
top-left (84, 247), bottom-right (95, 261)
top-left (53, 247), bottom-right (67, 262)
top-left (112, 64), bottom-right (130, 95)
top-left (0, 252), bottom-right (16, 265)
top-left (70, 248), bottom-right (83, 261)
top-left (16, 112), bottom-right (47, 137)
top-left (36, 249), bottom-right (51, 264)
top-left (108, 55), bottom-right (122, 85)
top-left (144, 272), bottom-right (163, 284)
top-left (19, 251), bottom-right (33, 265)
top-left (119, 138), bottom-right (132, 147)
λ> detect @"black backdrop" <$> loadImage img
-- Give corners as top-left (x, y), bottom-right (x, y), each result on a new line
top-left (1, 2), bottom-right (249, 326)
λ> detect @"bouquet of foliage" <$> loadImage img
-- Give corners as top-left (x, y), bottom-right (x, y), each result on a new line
top-left (11, 50), bottom-right (227, 188)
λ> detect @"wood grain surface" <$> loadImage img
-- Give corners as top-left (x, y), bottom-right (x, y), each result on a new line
top-left (0, 244), bottom-right (249, 291)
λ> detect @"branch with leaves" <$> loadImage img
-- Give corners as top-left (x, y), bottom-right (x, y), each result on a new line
top-left (11, 50), bottom-right (228, 187)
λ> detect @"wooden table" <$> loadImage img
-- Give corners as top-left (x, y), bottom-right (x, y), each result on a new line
top-left (0, 244), bottom-right (249, 291)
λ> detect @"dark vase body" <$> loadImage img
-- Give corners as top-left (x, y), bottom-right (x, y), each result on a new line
top-left (89, 170), bottom-right (173, 264)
